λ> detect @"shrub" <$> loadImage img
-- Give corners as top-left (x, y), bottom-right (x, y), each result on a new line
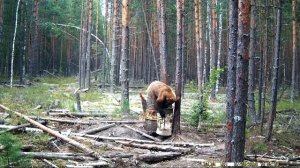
top-left (0, 133), bottom-right (31, 167)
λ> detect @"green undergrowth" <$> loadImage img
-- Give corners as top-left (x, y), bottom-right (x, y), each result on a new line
top-left (0, 77), bottom-right (105, 117)
top-left (0, 133), bottom-right (31, 167)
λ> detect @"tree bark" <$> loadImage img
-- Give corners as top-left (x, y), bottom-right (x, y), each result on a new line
top-left (173, 0), bottom-right (183, 135)
top-left (225, 0), bottom-right (238, 162)
top-left (21, 152), bottom-right (94, 161)
top-left (79, 124), bottom-right (116, 135)
top-left (248, 0), bottom-right (257, 124)
top-left (195, 0), bottom-right (200, 89)
top-left (266, 0), bottom-right (282, 142)
top-left (260, 0), bottom-right (269, 135)
top-left (210, 0), bottom-right (217, 100)
top-left (181, 0), bottom-right (186, 97)
top-left (291, 0), bottom-right (297, 102)
top-left (0, 0), bottom-right (3, 43)
top-left (142, 2), bottom-right (159, 80)
top-left (120, 0), bottom-right (130, 113)
top-left (232, 0), bottom-right (250, 162)
top-left (10, 0), bottom-right (21, 87)
top-left (102, 0), bottom-right (108, 86)
top-left (110, 0), bottom-right (118, 93)
top-left (136, 152), bottom-right (181, 163)
top-left (116, 141), bottom-right (191, 153)
top-left (29, 0), bottom-right (39, 77)
top-left (157, 0), bottom-right (169, 84)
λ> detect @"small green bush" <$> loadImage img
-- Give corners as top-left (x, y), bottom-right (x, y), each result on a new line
top-left (253, 142), bottom-right (268, 153)
top-left (188, 101), bottom-right (209, 127)
top-left (0, 133), bottom-right (31, 167)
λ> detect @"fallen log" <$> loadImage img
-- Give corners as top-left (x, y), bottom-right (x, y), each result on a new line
top-left (122, 124), bottom-right (161, 142)
top-left (246, 156), bottom-right (300, 166)
top-left (70, 133), bottom-right (213, 148)
top-left (116, 141), bottom-right (191, 153)
top-left (48, 112), bottom-right (110, 118)
top-left (135, 152), bottom-right (181, 163)
top-left (80, 124), bottom-right (116, 134)
top-left (48, 109), bottom-right (70, 113)
top-left (29, 116), bottom-right (143, 125)
top-left (0, 125), bottom-right (43, 134)
top-left (0, 104), bottom-right (102, 160)
top-left (22, 152), bottom-right (94, 161)
top-left (0, 120), bottom-right (46, 134)
top-left (66, 161), bottom-right (108, 168)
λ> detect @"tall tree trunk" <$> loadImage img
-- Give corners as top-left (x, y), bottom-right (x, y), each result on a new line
top-left (120, 0), bottom-right (129, 114)
top-left (80, 1), bottom-right (86, 88)
top-left (204, 1), bottom-right (210, 83)
top-left (291, 0), bottom-right (297, 102)
top-left (181, 0), bottom-right (186, 97)
top-left (225, 0), bottom-right (238, 162)
top-left (102, 0), bottom-right (108, 87)
top-left (95, 0), bottom-right (99, 80)
top-left (29, 0), bottom-right (39, 77)
top-left (210, 0), bottom-right (217, 100)
top-left (216, 0), bottom-right (223, 93)
top-left (257, 0), bottom-right (264, 123)
top-left (157, 0), bottom-right (169, 84)
top-left (110, 0), bottom-right (118, 92)
top-left (142, 2), bottom-right (159, 80)
top-left (85, 0), bottom-right (93, 88)
top-left (19, 0), bottom-right (27, 84)
top-left (248, 0), bottom-right (257, 124)
top-left (232, 0), bottom-right (250, 162)
top-left (173, 0), bottom-right (183, 135)
top-left (266, 0), bottom-right (282, 142)
top-left (10, 0), bottom-right (21, 87)
top-left (260, 0), bottom-right (269, 135)
top-left (0, 0), bottom-right (4, 45)
top-left (79, 0), bottom-right (93, 89)
top-left (194, 0), bottom-right (200, 88)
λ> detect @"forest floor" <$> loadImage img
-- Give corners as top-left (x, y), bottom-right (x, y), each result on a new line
top-left (0, 77), bottom-right (300, 167)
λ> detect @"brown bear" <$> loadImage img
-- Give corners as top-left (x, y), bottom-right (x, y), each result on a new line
top-left (141, 81), bottom-right (179, 119)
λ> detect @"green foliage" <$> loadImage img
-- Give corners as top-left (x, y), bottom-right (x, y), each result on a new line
top-left (185, 80), bottom-right (198, 93)
top-left (186, 68), bottom-right (224, 127)
top-left (253, 142), bottom-right (268, 153)
top-left (0, 133), bottom-right (31, 167)
top-left (112, 107), bottom-right (122, 119)
top-left (121, 99), bottom-right (130, 114)
top-left (188, 100), bottom-right (209, 127)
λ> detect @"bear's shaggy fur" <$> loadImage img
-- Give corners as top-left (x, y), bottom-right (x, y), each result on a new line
top-left (146, 81), bottom-right (178, 110)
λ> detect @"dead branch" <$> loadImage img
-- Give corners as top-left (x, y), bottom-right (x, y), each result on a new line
top-left (29, 116), bottom-right (97, 125)
top-left (29, 116), bottom-right (143, 125)
top-left (122, 124), bottom-right (161, 142)
top-left (0, 120), bottom-right (46, 134)
top-left (66, 161), bottom-right (108, 168)
top-left (135, 152), bottom-right (181, 163)
top-left (70, 133), bottom-right (213, 148)
top-left (21, 152), bottom-right (94, 161)
top-left (80, 124), bottom-right (116, 134)
top-left (0, 104), bottom-right (102, 160)
top-left (42, 159), bottom-right (59, 168)
top-left (48, 112), bottom-right (110, 118)
top-left (42, 70), bottom-right (60, 78)
top-left (48, 109), bottom-right (70, 113)
top-left (246, 155), bottom-right (300, 166)
top-left (0, 125), bottom-right (43, 134)
top-left (116, 141), bottom-right (191, 153)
